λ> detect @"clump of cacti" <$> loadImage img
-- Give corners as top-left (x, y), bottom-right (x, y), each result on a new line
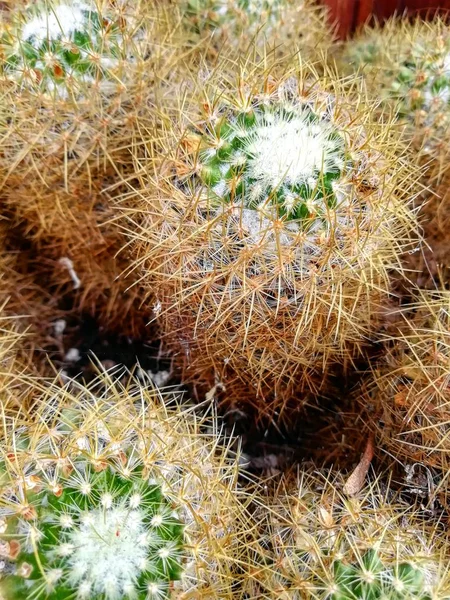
top-left (248, 469), bottom-right (450, 598)
top-left (0, 374), bottom-right (259, 598)
top-left (123, 51), bottom-right (419, 416)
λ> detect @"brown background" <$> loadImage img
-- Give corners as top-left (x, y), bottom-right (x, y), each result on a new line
top-left (325, 0), bottom-right (450, 37)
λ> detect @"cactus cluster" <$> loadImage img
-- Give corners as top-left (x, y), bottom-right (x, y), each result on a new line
top-left (2, 3), bottom-right (450, 600)
top-left (327, 549), bottom-right (431, 599)
top-left (123, 52), bottom-right (418, 415)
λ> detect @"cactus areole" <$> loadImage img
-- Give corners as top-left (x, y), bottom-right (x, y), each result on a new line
top-left (0, 466), bottom-right (184, 599)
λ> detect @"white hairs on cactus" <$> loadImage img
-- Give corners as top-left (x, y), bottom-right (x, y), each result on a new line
top-left (1, 0), bottom-right (133, 97)
top-left (242, 110), bottom-right (343, 199)
top-left (0, 376), bottom-right (257, 599)
top-left (198, 99), bottom-right (346, 223)
top-left (21, 1), bottom-right (91, 45)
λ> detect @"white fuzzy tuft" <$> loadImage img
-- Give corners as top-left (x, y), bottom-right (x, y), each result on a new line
top-left (66, 506), bottom-right (150, 598)
top-left (22, 2), bottom-right (90, 46)
top-left (242, 110), bottom-right (343, 192)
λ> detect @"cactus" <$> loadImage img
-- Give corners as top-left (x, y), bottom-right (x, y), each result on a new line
top-left (0, 465), bottom-right (185, 599)
top-left (122, 52), bottom-right (419, 417)
top-left (342, 17), bottom-right (450, 182)
top-left (357, 291), bottom-right (450, 497)
top-left (0, 373), bottom-right (259, 598)
top-left (0, 0), bottom-right (184, 334)
top-left (248, 469), bottom-right (450, 598)
top-left (181, 0), bottom-right (334, 59)
top-left (1, 0), bottom-right (132, 97)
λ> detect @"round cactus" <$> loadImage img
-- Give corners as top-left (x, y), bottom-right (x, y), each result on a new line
top-left (181, 0), bottom-right (334, 58)
top-left (343, 17), bottom-right (450, 182)
top-left (247, 469), bottom-right (450, 598)
top-left (0, 374), bottom-right (259, 598)
top-left (358, 291), bottom-right (450, 493)
top-left (1, 0), bottom-right (133, 97)
top-left (123, 53), bottom-right (418, 417)
top-left (0, 0), bottom-right (185, 334)
top-left (0, 466), bottom-right (184, 599)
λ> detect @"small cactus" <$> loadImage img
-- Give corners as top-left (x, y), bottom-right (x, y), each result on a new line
top-left (0, 0), bottom-right (184, 333)
top-left (358, 291), bottom-right (450, 496)
top-left (123, 52), bottom-right (419, 416)
top-left (181, 0), bottom-right (333, 58)
top-left (248, 469), bottom-right (450, 599)
top-left (1, 0), bottom-right (132, 98)
top-left (343, 17), bottom-right (450, 182)
top-left (0, 465), bottom-right (184, 599)
top-left (0, 373), bottom-right (259, 598)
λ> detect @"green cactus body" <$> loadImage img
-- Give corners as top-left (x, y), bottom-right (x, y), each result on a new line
top-left (184, 0), bottom-right (286, 35)
top-left (0, 463), bottom-right (184, 599)
top-left (197, 102), bottom-right (346, 222)
top-left (329, 550), bottom-right (430, 600)
top-left (345, 21), bottom-right (450, 162)
top-left (0, 0), bottom-right (133, 97)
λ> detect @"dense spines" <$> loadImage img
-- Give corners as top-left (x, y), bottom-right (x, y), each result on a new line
top-left (0, 0), bottom-right (187, 333)
top-left (357, 291), bottom-right (450, 499)
top-left (122, 52), bottom-right (419, 417)
top-left (180, 0), bottom-right (334, 59)
top-left (342, 19), bottom-right (450, 290)
top-left (342, 17), bottom-right (450, 182)
top-left (249, 469), bottom-right (450, 599)
top-left (0, 374), bottom-right (259, 598)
